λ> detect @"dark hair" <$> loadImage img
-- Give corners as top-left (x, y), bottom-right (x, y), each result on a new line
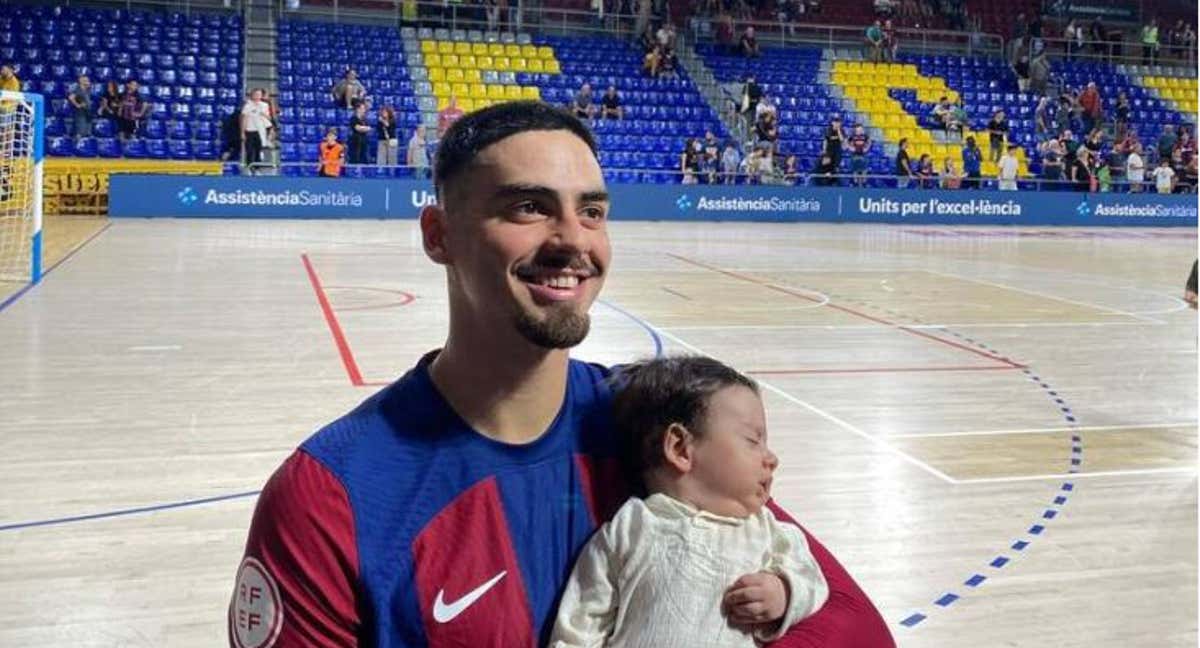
top-left (611, 355), bottom-right (758, 495)
top-left (434, 100), bottom-right (598, 200)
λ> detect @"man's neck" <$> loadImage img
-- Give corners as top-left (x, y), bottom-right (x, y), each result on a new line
top-left (429, 332), bottom-right (571, 445)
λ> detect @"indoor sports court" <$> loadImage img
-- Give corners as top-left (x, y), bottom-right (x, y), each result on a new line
top-left (1, 217), bottom-right (1195, 646)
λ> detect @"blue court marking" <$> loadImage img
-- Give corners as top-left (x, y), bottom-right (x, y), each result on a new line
top-left (0, 490), bottom-right (261, 532)
top-left (0, 222), bottom-right (112, 314)
top-left (810, 292), bottom-right (1088, 631)
top-left (599, 298), bottom-right (664, 358)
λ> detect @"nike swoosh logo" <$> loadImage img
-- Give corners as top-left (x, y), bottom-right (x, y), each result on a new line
top-left (432, 571), bottom-right (507, 623)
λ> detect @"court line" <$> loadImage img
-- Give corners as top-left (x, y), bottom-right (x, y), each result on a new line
top-left (0, 221), bottom-right (113, 314)
top-left (322, 285), bottom-right (417, 312)
top-left (664, 321), bottom-right (1161, 330)
top-left (0, 490), bottom-right (262, 533)
top-left (746, 365), bottom-right (1024, 375)
top-left (951, 466), bottom-right (1196, 484)
top-left (627, 315), bottom-right (959, 485)
top-left (888, 421), bottom-right (1198, 438)
top-left (666, 253), bottom-right (1023, 368)
top-left (301, 253), bottom-right (365, 386)
top-left (923, 268), bottom-right (1165, 324)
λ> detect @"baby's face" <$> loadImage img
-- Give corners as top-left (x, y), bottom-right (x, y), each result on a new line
top-left (689, 385), bottom-right (778, 517)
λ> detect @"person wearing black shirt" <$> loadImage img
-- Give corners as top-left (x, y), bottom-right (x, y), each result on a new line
top-left (1069, 148), bottom-right (1093, 192)
top-left (740, 26), bottom-right (760, 57)
top-left (986, 110), bottom-right (1008, 163)
top-left (375, 106), bottom-right (398, 167)
top-left (755, 111), bottom-right (779, 153)
top-left (813, 153), bottom-right (837, 186)
top-left (348, 103), bottom-right (371, 165)
top-left (601, 85), bottom-right (623, 119)
top-left (895, 137), bottom-right (913, 188)
top-left (823, 116), bottom-right (844, 167)
top-left (741, 74), bottom-right (762, 118)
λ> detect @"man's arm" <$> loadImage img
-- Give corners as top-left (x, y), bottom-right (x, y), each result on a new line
top-left (228, 450), bottom-right (360, 647)
top-left (765, 501), bottom-right (896, 648)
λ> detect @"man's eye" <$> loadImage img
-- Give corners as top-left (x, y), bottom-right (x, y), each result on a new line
top-left (581, 206), bottom-right (607, 221)
top-left (513, 202), bottom-right (544, 216)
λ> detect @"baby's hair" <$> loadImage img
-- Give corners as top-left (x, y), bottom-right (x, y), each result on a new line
top-left (611, 355), bottom-right (758, 496)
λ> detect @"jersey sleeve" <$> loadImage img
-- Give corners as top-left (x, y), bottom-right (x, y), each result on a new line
top-left (764, 501), bottom-right (895, 648)
top-left (228, 450), bottom-right (360, 648)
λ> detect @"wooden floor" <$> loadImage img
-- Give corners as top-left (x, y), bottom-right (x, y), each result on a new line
top-left (0, 215), bottom-right (109, 302)
top-left (0, 219), bottom-right (1195, 646)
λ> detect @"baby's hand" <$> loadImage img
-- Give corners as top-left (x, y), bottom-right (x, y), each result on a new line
top-left (722, 571), bottom-right (788, 627)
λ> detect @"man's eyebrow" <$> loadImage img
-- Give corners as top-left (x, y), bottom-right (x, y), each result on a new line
top-left (491, 183), bottom-right (610, 204)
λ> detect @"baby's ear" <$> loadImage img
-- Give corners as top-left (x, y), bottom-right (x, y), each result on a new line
top-left (661, 423), bottom-right (695, 473)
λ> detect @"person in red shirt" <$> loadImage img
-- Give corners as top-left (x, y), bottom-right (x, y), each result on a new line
top-left (1078, 82), bottom-right (1102, 135)
top-left (437, 95), bottom-right (465, 137)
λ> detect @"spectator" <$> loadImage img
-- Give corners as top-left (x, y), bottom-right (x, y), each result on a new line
top-left (1069, 148), bottom-right (1093, 192)
top-left (940, 158), bottom-right (962, 189)
top-left (740, 74), bottom-right (762, 118)
top-left (720, 140), bottom-right (741, 183)
top-left (1182, 23), bottom-right (1196, 65)
top-left (986, 110), bottom-right (1008, 163)
top-left (739, 26), bottom-right (760, 57)
top-left (1157, 124), bottom-right (1178, 162)
top-left (572, 82), bottom-right (596, 120)
top-left (962, 135), bottom-right (982, 188)
top-left (895, 137), bottom-right (913, 188)
top-left (67, 75), bottom-right (93, 141)
top-left (947, 102), bottom-right (966, 139)
top-left (642, 46), bottom-right (662, 78)
top-left (1054, 94), bottom-right (1072, 134)
top-left (1012, 55), bottom-right (1030, 93)
top-left (1083, 128), bottom-right (1104, 159)
top-left (1089, 17), bottom-right (1108, 56)
top-left (97, 80), bottom-right (121, 130)
top-left (848, 125), bottom-right (870, 186)
top-left (916, 153), bottom-right (935, 188)
top-left (1152, 157), bottom-right (1175, 193)
top-left (754, 94), bottom-right (777, 123)
top-left (714, 12), bottom-right (735, 54)
top-left (873, 0), bottom-right (895, 18)
top-left (317, 128), bottom-right (344, 177)
top-left (437, 95), bottom-right (465, 136)
top-left (823, 115), bottom-right (844, 167)
top-left (813, 152), bottom-right (837, 186)
top-left (1078, 82), bottom-right (1101, 134)
top-left (882, 19), bottom-right (898, 61)
top-left (116, 80), bottom-right (149, 141)
top-left (240, 88), bottom-right (272, 171)
top-left (600, 85), bottom-right (623, 119)
top-left (656, 22), bottom-right (677, 51)
top-left (332, 69), bottom-right (366, 109)
top-left (700, 130), bottom-right (720, 183)
top-left (741, 144), bottom-right (772, 184)
top-left (218, 108), bottom-right (242, 161)
top-left (1028, 51), bottom-right (1050, 95)
top-left (1041, 139), bottom-right (1064, 189)
top-left (1179, 155), bottom-right (1197, 193)
top-left (680, 137), bottom-right (701, 184)
top-left (406, 124), bottom-right (429, 178)
top-left (0, 64), bottom-right (17, 94)
top-left (1174, 130), bottom-right (1195, 166)
top-left (1141, 18), bottom-right (1159, 64)
top-left (755, 110), bottom-right (779, 153)
top-left (865, 20), bottom-right (884, 63)
top-left (375, 106), bottom-right (398, 168)
top-left (783, 153), bottom-right (800, 184)
top-left (932, 96), bottom-right (953, 131)
top-left (1096, 153), bottom-right (1113, 192)
top-left (1034, 96), bottom-right (1053, 140)
top-left (997, 143), bottom-right (1019, 190)
top-left (347, 103), bottom-right (371, 165)
top-left (1114, 91), bottom-right (1131, 138)
top-left (1063, 20), bottom-right (1084, 61)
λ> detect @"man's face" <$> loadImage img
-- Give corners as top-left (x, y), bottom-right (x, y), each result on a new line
top-left (0, 66), bottom-right (11, 79)
top-left (430, 130), bottom-right (611, 350)
top-left (128, 81), bottom-right (138, 92)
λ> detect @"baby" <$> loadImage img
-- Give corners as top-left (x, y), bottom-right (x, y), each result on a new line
top-left (550, 356), bottom-right (828, 647)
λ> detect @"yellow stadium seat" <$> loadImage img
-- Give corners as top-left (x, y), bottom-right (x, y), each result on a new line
top-left (537, 46), bottom-right (554, 59)
top-left (428, 67), bottom-right (446, 82)
top-left (487, 85), bottom-right (506, 99)
top-left (527, 58), bottom-right (544, 73)
top-left (488, 43), bottom-right (504, 55)
top-left (464, 69), bottom-right (482, 82)
top-left (452, 82), bottom-right (470, 98)
top-left (846, 61), bottom-right (862, 72)
top-left (469, 83), bottom-right (487, 99)
top-left (442, 54), bottom-right (459, 68)
top-left (460, 55), bottom-right (476, 69)
top-left (504, 44), bottom-right (520, 56)
top-left (436, 96), bottom-right (450, 110)
top-left (446, 68), bottom-right (464, 82)
top-left (545, 60), bottom-right (561, 74)
top-left (520, 45), bottom-right (538, 57)
top-left (493, 57), bottom-right (510, 71)
top-left (472, 43), bottom-right (488, 55)
top-left (504, 85), bottom-right (522, 99)
top-left (454, 42), bottom-right (471, 55)
top-left (437, 41), bottom-right (454, 54)
top-left (521, 86), bottom-right (540, 99)
top-left (476, 55), bottom-right (493, 69)
top-left (511, 57), bottom-right (527, 71)
top-left (420, 40), bottom-right (437, 53)
top-left (425, 53), bottom-right (442, 68)
top-left (433, 81), bottom-right (451, 97)
top-left (459, 98), bottom-right (475, 112)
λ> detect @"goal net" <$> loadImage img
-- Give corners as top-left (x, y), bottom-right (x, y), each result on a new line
top-left (0, 90), bottom-right (43, 283)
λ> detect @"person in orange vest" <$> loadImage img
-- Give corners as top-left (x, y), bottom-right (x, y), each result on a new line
top-left (318, 128), bottom-right (344, 178)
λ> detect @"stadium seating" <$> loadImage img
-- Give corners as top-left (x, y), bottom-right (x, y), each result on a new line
top-left (0, 3), bottom-right (242, 160)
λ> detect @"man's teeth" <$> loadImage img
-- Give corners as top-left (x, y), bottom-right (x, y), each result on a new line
top-left (542, 275), bottom-right (579, 289)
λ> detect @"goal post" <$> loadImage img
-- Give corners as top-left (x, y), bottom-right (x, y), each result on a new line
top-left (0, 90), bottom-right (44, 284)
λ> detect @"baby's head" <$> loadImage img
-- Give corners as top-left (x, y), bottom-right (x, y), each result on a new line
top-left (614, 356), bottom-right (778, 518)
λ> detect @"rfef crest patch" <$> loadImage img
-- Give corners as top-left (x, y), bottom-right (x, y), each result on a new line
top-left (230, 556), bottom-right (283, 648)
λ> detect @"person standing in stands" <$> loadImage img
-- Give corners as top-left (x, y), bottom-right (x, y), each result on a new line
top-left (823, 115), bottom-right (844, 169)
top-left (1069, 148), bottom-right (1093, 192)
top-left (895, 137), bottom-right (913, 188)
top-left (406, 124), bottom-right (430, 178)
top-left (317, 128), bottom-right (344, 178)
top-left (1140, 18), bottom-right (1159, 64)
top-left (116, 80), bottom-right (149, 141)
top-left (97, 80), bottom-right (121, 132)
top-left (1125, 142), bottom-right (1145, 193)
top-left (848, 124), bottom-right (870, 187)
top-left (375, 106), bottom-right (399, 169)
top-left (67, 75), bottom-right (93, 141)
top-left (865, 20), bottom-right (884, 63)
top-left (997, 144), bottom-right (1019, 191)
top-left (986, 110), bottom-right (1008, 163)
top-left (962, 135), bottom-right (982, 189)
top-left (332, 69), bottom-right (366, 109)
top-left (240, 88), bottom-right (272, 173)
top-left (882, 19), bottom-right (898, 61)
top-left (721, 139), bottom-right (741, 184)
top-left (1078, 82), bottom-right (1101, 135)
top-left (437, 95), bottom-right (465, 137)
top-left (347, 103), bottom-right (371, 166)
top-left (1041, 139), bottom-right (1064, 190)
top-left (740, 26), bottom-right (760, 57)
top-left (1151, 157), bottom-right (1176, 194)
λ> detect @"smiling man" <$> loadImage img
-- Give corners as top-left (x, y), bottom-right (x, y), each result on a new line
top-left (228, 101), bottom-right (893, 647)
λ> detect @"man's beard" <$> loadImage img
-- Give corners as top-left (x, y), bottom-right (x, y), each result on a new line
top-left (514, 305), bottom-right (591, 349)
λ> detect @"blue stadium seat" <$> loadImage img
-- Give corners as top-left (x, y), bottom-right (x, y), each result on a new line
top-left (145, 139), bottom-right (168, 159)
top-left (97, 137), bottom-right (121, 158)
top-left (168, 140), bottom-right (191, 159)
top-left (48, 136), bottom-right (74, 156)
top-left (74, 137), bottom-right (98, 157)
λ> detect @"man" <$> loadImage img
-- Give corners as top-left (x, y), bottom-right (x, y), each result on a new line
top-left (437, 95), bottom-right (465, 137)
top-left (228, 101), bottom-right (894, 647)
top-left (895, 137), bottom-right (913, 188)
top-left (406, 124), bottom-right (430, 178)
top-left (116, 80), bottom-right (149, 141)
top-left (931, 96), bottom-right (952, 131)
top-left (998, 143), bottom-right (1019, 190)
top-left (600, 85), bottom-right (622, 120)
top-left (741, 73), bottom-right (762, 119)
top-left (332, 69), bottom-right (366, 109)
top-left (962, 135), bottom-right (982, 189)
top-left (1125, 143), bottom-right (1144, 193)
top-left (572, 82), bottom-right (595, 120)
top-left (1078, 82), bottom-right (1101, 135)
top-left (848, 124), bottom-right (870, 186)
top-left (865, 20), bottom-right (884, 62)
top-left (240, 88), bottom-right (272, 172)
top-left (823, 115), bottom-right (844, 168)
top-left (986, 110), bottom-right (1008, 163)
top-left (67, 75), bottom-right (93, 141)
top-left (740, 25), bottom-right (760, 57)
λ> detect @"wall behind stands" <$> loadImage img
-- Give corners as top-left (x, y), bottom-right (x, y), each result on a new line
top-left (108, 174), bottom-right (1198, 227)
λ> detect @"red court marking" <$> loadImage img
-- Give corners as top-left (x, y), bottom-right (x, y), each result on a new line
top-left (746, 365), bottom-right (1025, 375)
top-left (301, 253), bottom-right (365, 386)
top-left (322, 285), bottom-right (417, 312)
top-left (667, 253), bottom-right (1022, 368)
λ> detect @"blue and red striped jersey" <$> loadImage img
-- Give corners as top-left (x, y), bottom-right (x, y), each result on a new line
top-left (229, 352), bottom-right (894, 648)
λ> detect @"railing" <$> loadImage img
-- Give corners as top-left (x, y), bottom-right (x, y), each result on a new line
top-left (1016, 35), bottom-right (1197, 68)
top-left (54, 0), bottom-right (243, 16)
top-left (234, 161), bottom-right (1198, 193)
top-left (688, 16), bottom-right (1005, 57)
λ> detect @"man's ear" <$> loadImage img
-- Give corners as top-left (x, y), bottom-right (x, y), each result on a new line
top-left (419, 203), bottom-right (451, 265)
top-left (661, 423), bottom-right (695, 474)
